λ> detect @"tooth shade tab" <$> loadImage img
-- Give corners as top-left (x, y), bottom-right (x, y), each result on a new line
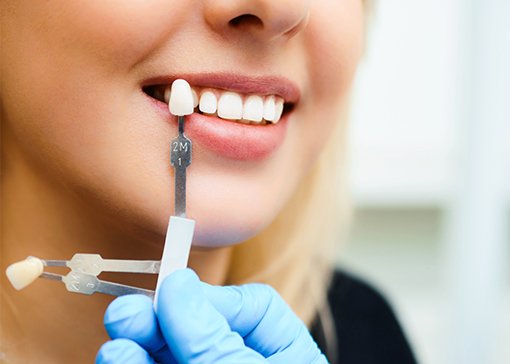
top-left (199, 90), bottom-right (218, 114)
top-left (164, 87), bottom-right (198, 107)
top-left (218, 92), bottom-right (243, 120)
top-left (169, 79), bottom-right (194, 116)
top-left (6, 256), bottom-right (44, 290)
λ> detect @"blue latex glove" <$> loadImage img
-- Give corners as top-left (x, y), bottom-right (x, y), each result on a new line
top-left (96, 268), bottom-right (327, 363)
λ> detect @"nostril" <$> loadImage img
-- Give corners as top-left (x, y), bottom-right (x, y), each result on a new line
top-left (229, 14), bottom-right (263, 29)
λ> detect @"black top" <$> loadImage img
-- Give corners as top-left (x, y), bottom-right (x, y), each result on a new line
top-left (310, 270), bottom-right (418, 364)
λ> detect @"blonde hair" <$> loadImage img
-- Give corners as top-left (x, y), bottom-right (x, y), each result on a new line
top-left (226, 101), bottom-right (352, 326)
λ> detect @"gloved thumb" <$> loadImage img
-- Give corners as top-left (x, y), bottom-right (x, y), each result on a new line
top-left (156, 268), bottom-right (265, 363)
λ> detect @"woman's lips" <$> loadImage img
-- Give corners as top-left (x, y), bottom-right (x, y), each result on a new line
top-left (148, 95), bottom-right (290, 161)
top-left (142, 73), bottom-right (300, 161)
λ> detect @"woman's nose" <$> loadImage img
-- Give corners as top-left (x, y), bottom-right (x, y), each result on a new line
top-left (203, 0), bottom-right (310, 42)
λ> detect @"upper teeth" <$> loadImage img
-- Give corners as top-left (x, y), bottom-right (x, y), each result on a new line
top-left (163, 86), bottom-right (285, 124)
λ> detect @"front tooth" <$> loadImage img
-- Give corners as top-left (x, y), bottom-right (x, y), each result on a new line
top-left (263, 95), bottom-right (276, 122)
top-left (218, 92), bottom-right (243, 120)
top-left (243, 95), bottom-right (264, 122)
top-left (273, 97), bottom-right (284, 123)
top-left (192, 89), bottom-right (199, 108)
top-left (199, 90), bottom-right (217, 114)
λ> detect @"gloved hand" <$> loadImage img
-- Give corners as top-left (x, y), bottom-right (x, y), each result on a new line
top-left (96, 268), bottom-right (327, 364)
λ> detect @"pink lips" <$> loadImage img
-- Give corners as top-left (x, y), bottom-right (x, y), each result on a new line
top-left (143, 73), bottom-right (300, 161)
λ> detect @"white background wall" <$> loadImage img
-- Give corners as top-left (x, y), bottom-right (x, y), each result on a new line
top-left (339, 1), bottom-right (510, 363)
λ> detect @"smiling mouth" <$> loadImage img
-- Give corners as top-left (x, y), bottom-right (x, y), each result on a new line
top-left (143, 83), bottom-right (295, 125)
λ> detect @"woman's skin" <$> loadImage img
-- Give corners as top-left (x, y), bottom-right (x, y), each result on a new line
top-left (1, 1), bottom-right (364, 362)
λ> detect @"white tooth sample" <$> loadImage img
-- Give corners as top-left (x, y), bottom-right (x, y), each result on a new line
top-left (191, 89), bottom-right (199, 108)
top-left (273, 97), bottom-right (284, 123)
top-left (169, 79), bottom-right (194, 116)
top-left (263, 95), bottom-right (276, 122)
top-left (164, 87), bottom-right (171, 104)
top-left (6, 256), bottom-right (44, 290)
top-left (217, 92), bottom-right (243, 120)
top-left (243, 95), bottom-right (264, 123)
top-left (199, 90), bottom-right (217, 114)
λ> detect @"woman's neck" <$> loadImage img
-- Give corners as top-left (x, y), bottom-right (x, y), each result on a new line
top-left (1, 135), bottom-right (232, 363)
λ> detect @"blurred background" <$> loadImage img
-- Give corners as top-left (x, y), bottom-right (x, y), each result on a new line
top-left (339, 1), bottom-right (510, 363)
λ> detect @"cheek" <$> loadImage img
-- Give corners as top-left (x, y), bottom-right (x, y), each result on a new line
top-left (295, 1), bottom-right (364, 166)
top-left (1, 1), bottom-right (190, 90)
top-left (0, 2), bottom-right (183, 241)
top-left (306, 1), bottom-right (365, 102)
top-left (45, 1), bottom-right (188, 71)
top-left (305, 0), bottom-right (365, 80)
top-left (1, 0), bottom-right (190, 195)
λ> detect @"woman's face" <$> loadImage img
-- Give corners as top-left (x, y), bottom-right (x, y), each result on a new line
top-left (1, 1), bottom-right (364, 247)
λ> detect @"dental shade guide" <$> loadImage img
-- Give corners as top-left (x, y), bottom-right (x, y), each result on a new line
top-left (5, 79), bottom-right (196, 301)
top-left (6, 255), bottom-right (158, 297)
top-left (154, 79), bottom-right (196, 310)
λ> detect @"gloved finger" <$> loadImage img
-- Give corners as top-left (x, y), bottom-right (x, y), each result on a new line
top-left (202, 282), bottom-right (326, 363)
top-left (95, 338), bottom-right (154, 364)
top-left (156, 268), bottom-right (266, 363)
top-left (103, 295), bottom-right (175, 364)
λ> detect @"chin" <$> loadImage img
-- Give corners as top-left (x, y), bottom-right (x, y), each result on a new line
top-left (185, 181), bottom-right (284, 248)
top-left (115, 165), bottom-right (287, 249)
top-left (190, 216), bottom-right (264, 248)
